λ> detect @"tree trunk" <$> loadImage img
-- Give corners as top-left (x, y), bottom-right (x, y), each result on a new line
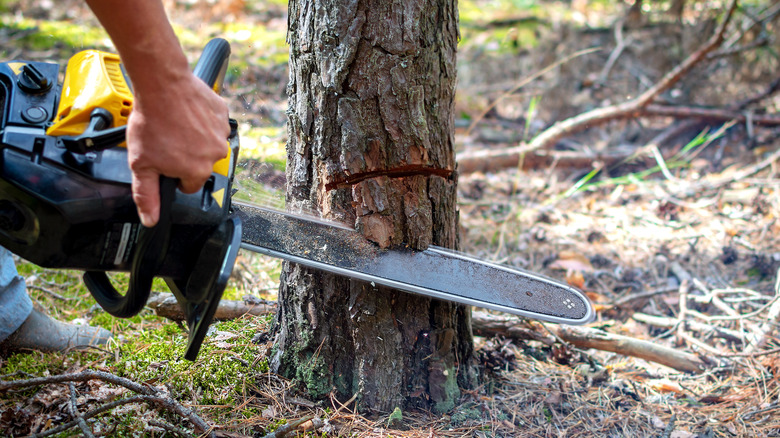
top-left (271, 0), bottom-right (478, 413)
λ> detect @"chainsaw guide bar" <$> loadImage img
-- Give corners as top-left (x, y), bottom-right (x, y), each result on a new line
top-left (235, 202), bottom-right (595, 325)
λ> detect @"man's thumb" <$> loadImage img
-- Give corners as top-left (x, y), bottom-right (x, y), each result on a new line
top-left (132, 170), bottom-right (161, 228)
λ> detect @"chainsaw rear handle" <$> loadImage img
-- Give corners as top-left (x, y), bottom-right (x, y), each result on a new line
top-left (84, 177), bottom-right (177, 317)
top-left (84, 38), bottom-right (232, 318)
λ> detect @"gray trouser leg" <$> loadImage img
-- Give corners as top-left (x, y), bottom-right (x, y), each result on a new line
top-left (0, 247), bottom-right (32, 342)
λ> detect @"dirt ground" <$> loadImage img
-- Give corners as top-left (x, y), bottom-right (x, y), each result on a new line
top-left (2, 0), bottom-right (780, 437)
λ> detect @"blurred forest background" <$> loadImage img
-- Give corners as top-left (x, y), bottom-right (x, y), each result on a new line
top-left (2, 0), bottom-right (780, 437)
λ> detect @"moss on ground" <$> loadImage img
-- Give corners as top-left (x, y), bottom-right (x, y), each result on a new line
top-left (115, 317), bottom-right (269, 407)
top-left (1, 260), bottom-right (274, 433)
top-left (0, 16), bottom-right (109, 51)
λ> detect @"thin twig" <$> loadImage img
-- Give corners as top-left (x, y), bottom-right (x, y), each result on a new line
top-left (29, 395), bottom-right (149, 438)
top-left (716, 347), bottom-right (780, 358)
top-left (744, 268), bottom-right (780, 353)
top-left (68, 382), bottom-right (96, 438)
top-left (598, 18), bottom-right (631, 84)
top-left (676, 279), bottom-right (691, 346)
top-left (0, 370), bottom-right (215, 437)
top-left (26, 284), bottom-right (76, 301)
top-left (661, 413), bottom-right (677, 438)
top-left (682, 143), bottom-right (780, 196)
top-left (260, 415), bottom-right (314, 438)
top-left (147, 419), bottom-right (194, 437)
top-left (632, 312), bottom-right (746, 343)
top-left (611, 286), bottom-right (679, 307)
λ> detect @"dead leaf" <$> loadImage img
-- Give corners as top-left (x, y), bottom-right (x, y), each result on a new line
top-left (212, 331), bottom-right (239, 342)
top-left (566, 270), bottom-right (585, 289)
top-left (548, 251), bottom-right (594, 273)
top-left (649, 379), bottom-right (683, 394)
top-left (262, 406), bottom-right (276, 418)
top-left (544, 391), bottom-right (562, 404)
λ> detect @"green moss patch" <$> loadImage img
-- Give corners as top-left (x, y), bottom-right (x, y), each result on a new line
top-left (0, 16), bottom-right (109, 51)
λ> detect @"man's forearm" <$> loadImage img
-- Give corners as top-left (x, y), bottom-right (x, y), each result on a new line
top-left (84, 0), bottom-right (189, 94)
top-left (83, 0), bottom-right (230, 227)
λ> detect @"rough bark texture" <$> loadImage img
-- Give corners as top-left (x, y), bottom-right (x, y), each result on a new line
top-left (271, 0), bottom-right (478, 413)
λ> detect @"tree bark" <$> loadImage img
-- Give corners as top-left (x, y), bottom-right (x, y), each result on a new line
top-left (271, 0), bottom-right (477, 413)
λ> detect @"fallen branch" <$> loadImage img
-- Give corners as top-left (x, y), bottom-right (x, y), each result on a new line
top-left (553, 325), bottom-right (709, 373)
top-left (146, 293), bottom-right (275, 321)
top-left (456, 147), bottom-right (644, 175)
top-left (454, 99), bottom-right (780, 175)
top-left (471, 311), bottom-right (556, 345)
top-left (643, 104), bottom-right (780, 126)
top-left (520, 0), bottom-right (737, 154)
top-left (470, 311), bottom-right (709, 372)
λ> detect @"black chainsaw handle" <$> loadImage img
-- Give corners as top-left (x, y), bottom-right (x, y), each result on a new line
top-left (83, 177), bottom-right (177, 317)
top-left (83, 39), bottom-right (232, 318)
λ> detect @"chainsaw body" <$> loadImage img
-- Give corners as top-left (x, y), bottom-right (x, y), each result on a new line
top-left (0, 40), bottom-right (241, 360)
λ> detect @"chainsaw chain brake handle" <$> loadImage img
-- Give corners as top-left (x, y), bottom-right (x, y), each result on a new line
top-left (58, 110), bottom-right (127, 154)
top-left (82, 38), bottom-right (241, 359)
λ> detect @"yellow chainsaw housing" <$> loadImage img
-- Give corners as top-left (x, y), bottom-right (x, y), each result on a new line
top-left (47, 50), bottom-right (132, 139)
top-left (46, 50), bottom-right (231, 176)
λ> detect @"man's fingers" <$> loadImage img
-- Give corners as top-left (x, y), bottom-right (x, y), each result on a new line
top-left (132, 170), bottom-right (161, 227)
top-left (178, 177), bottom-right (204, 195)
top-left (178, 162), bottom-right (216, 194)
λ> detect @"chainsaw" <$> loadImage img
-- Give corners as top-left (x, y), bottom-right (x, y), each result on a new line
top-left (0, 39), bottom-right (594, 360)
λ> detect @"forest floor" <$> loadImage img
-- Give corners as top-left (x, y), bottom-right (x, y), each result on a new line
top-left (2, 0), bottom-right (780, 437)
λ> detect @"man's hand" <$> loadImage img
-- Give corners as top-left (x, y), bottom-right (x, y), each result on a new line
top-left (128, 73), bottom-right (230, 227)
top-left (85, 0), bottom-right (229, 227)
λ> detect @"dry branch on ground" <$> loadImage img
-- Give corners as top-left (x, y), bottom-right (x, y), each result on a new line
top-left (457, 0), bottom-right (775, 175)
